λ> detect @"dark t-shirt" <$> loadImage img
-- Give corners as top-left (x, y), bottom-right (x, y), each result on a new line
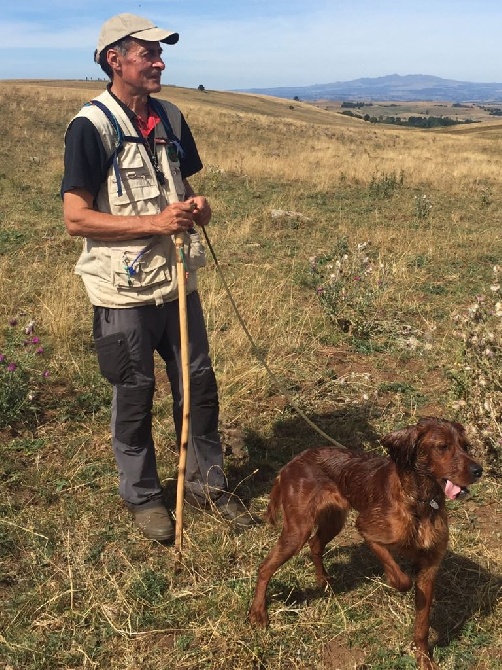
top-left (61, 92), bottom-right (203, 199)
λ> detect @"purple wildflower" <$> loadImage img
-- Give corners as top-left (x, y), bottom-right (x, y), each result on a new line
top-left (42, 370), bottom-right (50, 378)
top-left (35, 347), bottom-right (44, 355)
top-left (7, 363), bottom-right (17, 372)
top-left (31, 336), bottom-right (41, 345)
top-left (9, 318), bottom-right (17, 326)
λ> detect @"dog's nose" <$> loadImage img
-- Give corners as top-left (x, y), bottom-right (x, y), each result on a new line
top-left (470, 463), bottom-right (483, 479)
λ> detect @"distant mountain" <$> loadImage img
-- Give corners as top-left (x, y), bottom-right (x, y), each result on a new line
top-left (237, 74), bottom-right (502, 102)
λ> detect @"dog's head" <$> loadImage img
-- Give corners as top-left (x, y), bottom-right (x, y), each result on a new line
top-left (382, 417), bottom-right (483, 499)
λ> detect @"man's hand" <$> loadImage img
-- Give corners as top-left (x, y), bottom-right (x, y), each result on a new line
top-left (153, 201), bottom-right (197, 235)
top-left (188, 196), bottom-right (212, 227)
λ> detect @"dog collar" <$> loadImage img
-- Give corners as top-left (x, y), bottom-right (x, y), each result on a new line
top-left (415, 496), bottom-right (440, 509)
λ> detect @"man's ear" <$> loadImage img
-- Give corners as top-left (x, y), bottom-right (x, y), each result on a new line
top-left (106, 48), bottom-right (122, 75)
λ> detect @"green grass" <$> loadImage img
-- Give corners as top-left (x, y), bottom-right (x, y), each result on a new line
top-left (0, 82), bottom-right (500, 670)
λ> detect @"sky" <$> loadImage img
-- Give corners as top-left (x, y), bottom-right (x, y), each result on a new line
top-left (2, 0), bottom-right (502, 91)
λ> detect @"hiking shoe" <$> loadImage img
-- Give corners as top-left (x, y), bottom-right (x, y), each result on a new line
top-left (184, 491), bottom-right (259, 529)
top-left (184, 490), bottom-right (210, 511)
top-left (131, 504), bottom-right (175, 542)
top-left (215, 495), bottom-right (259, 529)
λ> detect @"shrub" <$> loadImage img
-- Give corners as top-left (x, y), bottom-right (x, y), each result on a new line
top-left (368, 170), bottom-right (404, 198)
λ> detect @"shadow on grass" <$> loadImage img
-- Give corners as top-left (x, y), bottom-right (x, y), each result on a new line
top-left (432, 551), bottom-right (501, 647)
top-left (261, 540), bottom-right (501, 651)
top-left (226, 402), bottom-right (381, 503)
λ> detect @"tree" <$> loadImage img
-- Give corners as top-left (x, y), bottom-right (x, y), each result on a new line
top-left (197, 84), bottom-right (205, 92)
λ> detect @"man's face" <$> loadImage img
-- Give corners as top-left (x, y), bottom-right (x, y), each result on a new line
top-left (112, 38), bottom-right (165, 94)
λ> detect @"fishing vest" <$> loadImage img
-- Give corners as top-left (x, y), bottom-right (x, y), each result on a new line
top-left (70, 90), bottom-right (205, 308)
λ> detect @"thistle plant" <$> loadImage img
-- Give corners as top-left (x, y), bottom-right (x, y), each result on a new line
top-left (0, 317), bottom-right (50, 429)
top-left (450, 265), bottom-right (501, 464)
top-left (308, 237), bottom-right (387, 342)
top-left (414, 193), bottom-right (433, 219)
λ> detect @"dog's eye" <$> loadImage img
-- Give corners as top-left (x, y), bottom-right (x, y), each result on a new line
top-left (437, 443), bottom-right (449, 453)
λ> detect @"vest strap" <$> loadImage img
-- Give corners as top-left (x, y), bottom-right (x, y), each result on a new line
top-left (149, 98), bottom-right (185, 159)
top-left (86, 97), bottom-right (183, 195)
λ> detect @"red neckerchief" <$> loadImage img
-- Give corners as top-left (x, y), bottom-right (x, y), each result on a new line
top-left (135, 108), bottom-right (161, 138)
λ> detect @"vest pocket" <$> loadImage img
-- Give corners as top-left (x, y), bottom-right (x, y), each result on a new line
top-left (110, 240), bottom-right (172, 290)
top-left (111, 173), bottom-right (160, 211)
top-left (110, 150), bottom-right (161, 211)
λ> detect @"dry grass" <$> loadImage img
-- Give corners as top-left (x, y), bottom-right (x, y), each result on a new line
top-left (0, 81), bottom-right (501, 670)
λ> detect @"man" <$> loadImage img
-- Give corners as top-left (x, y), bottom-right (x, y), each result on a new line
top-left (62, 13), bottom-right (254, 541)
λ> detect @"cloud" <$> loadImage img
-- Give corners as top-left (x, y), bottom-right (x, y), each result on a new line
top-left (0, 21), bottom-right (97, 50)
top-left (2, 1), bottom-right (502, 88)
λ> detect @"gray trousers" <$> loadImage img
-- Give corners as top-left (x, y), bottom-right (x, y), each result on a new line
top-left (92, 292), bottom-right (227, 508)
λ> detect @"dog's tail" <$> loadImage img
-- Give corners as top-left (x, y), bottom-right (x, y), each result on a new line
top-left (264, 474), bottom-right (283, 526)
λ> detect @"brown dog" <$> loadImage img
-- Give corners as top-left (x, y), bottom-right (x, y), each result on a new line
top-left (249, 418), bottom-right (482, 670)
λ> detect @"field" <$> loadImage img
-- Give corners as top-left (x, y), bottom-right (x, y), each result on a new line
top-left (0, 81), bottom-right (501, 670)
top-left (314, 99), bottom-right (502, 123)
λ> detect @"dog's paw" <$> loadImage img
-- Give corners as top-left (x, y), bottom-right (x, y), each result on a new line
top-left (416, 654), bottom-right (439, 670)
top-left (388, 572), bottom-right (413, 592)
top-left (413, 644), bottom-right (439, 670)
top-left (248, 607), bottom-right (269, 628)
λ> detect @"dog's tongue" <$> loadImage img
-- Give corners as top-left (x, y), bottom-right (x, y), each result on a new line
top-left (445, 480), bottom-right (461, 499)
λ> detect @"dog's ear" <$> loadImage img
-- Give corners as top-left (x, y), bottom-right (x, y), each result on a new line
top-left (449, 420), bottom-right (466, 437)
top-left (381, 425), bottom-right (419, 470)
top-left (446, 419), bottom-right (470, 450)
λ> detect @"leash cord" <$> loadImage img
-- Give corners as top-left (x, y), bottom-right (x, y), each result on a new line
top-left (200, 226), bottom-right (345, 449)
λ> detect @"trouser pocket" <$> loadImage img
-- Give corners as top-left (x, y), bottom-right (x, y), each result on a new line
top-left (94, 332), bottom-right (135, 384)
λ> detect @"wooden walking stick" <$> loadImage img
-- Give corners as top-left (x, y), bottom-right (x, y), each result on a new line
top-left (174, 230), bottom-right (190, 564)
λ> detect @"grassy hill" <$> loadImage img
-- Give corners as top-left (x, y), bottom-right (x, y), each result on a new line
top-left (0, 81), bottom-right (501, 670)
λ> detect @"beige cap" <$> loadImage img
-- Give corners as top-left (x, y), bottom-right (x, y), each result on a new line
top-left (94, 13), bottom-right (179, 63)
